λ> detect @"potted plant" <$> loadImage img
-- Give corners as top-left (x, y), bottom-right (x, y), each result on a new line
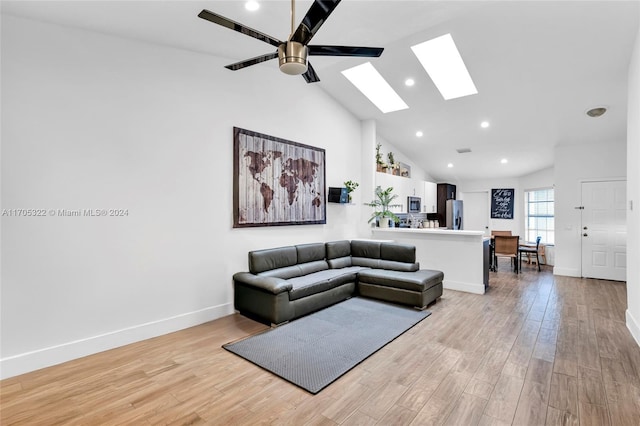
top-left (387, 152), bottom-right (397, 175)
top-left (375, 143), bottom-right (385, 172)
top-left (365, 186), bottom-right (400, 228)
top-left (344, 180), bottom-right (359, 203)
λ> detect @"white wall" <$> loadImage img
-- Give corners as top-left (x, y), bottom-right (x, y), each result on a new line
top-left (520, 167), bottom-right (554, 192)
top-left (376, 136), bottom-right (431, 182)
top-left (626, 25), bottom-right (640, 346)
top-left (553, 141), bottom-right (627, 277)
top-left (456, 177), bottom-right (524, 236)
top-left (0, 16), bottom-right (367, 378)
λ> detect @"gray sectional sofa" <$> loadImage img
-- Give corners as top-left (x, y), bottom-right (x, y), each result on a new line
top-left (233, 240), bottom-right (443, 326)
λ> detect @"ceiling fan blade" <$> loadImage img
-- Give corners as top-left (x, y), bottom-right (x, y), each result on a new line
top-left (291, 0), bottom-right (341, 45)
top-left (302, 62), bottom-right (320, 83)
top-left (308, 45), bottom-right (384, 57)
top-left (225, 52), bottom-right (279, 71)
top-left (198, 9), bottom-right (283, 48)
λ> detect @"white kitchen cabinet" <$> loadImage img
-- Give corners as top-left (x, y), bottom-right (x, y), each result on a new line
top-left (375, 172), bottom-right (427, 213)
top-left (423, 181), bottom-right (437, 213)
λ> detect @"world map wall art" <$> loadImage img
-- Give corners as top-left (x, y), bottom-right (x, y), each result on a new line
top-left (233, 127), bottom-right (326, 228)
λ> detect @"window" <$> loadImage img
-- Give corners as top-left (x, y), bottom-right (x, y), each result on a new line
top-left (525, 188), bottom-right (554, 244)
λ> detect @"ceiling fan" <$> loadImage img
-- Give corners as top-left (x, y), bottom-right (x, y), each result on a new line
top-left (197, 0), bottom-right (384, 83)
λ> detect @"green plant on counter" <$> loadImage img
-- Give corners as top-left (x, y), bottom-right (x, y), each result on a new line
top-left (365, 186), bottom-right (400, 227)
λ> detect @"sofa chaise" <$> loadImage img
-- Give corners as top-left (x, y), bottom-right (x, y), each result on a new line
top-left (233, 240), bottom-right (443, 326)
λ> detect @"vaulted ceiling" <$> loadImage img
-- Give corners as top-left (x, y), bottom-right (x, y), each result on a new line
top-left (3, 1), bottom-right (639, 181)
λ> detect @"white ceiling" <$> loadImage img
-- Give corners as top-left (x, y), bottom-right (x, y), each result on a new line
top-left (3, 0), bottom-right (639, 181)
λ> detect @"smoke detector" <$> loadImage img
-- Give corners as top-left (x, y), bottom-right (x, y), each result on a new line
top-left (586, 106), bottom-right (607, 118)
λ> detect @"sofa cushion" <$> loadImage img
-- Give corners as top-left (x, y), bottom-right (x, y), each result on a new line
top-left (328, 256), bottom-right (352, 269)
top-left (297, 243), bottom-right (326, 263)
top-left (249, 246), bottom-right (297, 274)
top-left (287, 267), bottom-right (365, 301)
top-left (378, 260), bottom-right (419, 272)
top-left (298, 260), bottom-right (330, 276)
top-left (259, 260), bottom-right (328, 279)
top-left (326, 240), bottom-right (351, 259)
top-left (352, 257), bottom-right (383, 268)
top-left (381, 242), bottom-right (416, 263)
top-left (257, 264), bottom-right (303, 279)
top-left (357, 269), bottom-right (444, 292)
top-left (351, 258), bottom-right (419, 272)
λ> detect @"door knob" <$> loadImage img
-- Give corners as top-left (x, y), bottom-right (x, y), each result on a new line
top-left (583, 233), bottom-right (588, 237)
top-left (583, 226), bottom-right (588, 230)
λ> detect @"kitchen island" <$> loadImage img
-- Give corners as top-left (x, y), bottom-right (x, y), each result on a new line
top-left (371, 228), bottom-right (489, 294)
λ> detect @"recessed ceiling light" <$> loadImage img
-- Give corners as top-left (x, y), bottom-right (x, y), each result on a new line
top-left (586, 106), bottom-right (607, 117)
top-left (480, 121), bottom-right (490, 128)
top-left (411, 34), bottom-right (478, 100)
top-left (501, 158), bottom-right (508, 164)
top-left (447, 163), bottom-right (454, 168)
top-left (416, 131), bottom-right (423, 137)
top-left (405, 78), bottom-right (415, 87)
top-left (245, 1), bottom-right (260, 11)
top-left (342, 62), bottom-right (409, 114)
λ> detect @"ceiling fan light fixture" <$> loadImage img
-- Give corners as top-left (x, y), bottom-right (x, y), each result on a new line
top-left (278, 42), bottom-right (308, 75)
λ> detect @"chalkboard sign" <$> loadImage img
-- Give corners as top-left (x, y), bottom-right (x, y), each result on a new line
top-left (491, 188), bottom-right (514, 219)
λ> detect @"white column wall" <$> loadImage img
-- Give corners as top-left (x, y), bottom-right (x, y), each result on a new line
top-left (626, 25), bottom-right (640, 346)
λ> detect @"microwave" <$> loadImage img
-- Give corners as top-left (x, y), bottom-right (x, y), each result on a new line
top-left (407, 196), bottom-right (421, 213)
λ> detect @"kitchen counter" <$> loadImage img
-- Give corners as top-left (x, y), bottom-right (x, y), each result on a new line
top-left (377, 227), bottom-right (485, 236)
top-left (371, 228), bottom-right (489, 294)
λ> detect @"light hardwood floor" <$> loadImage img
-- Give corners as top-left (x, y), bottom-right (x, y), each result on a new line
top-left (2, 266), bottom-right (640, 425)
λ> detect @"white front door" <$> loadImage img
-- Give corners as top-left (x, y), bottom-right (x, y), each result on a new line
top-left (581, 180), bottom-right (627, 281)
top-left (461, 191), bottom-right (489, 236)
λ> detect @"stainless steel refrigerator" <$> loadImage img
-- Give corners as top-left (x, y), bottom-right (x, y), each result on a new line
top-left (446, 200), bottom-right (463, 230)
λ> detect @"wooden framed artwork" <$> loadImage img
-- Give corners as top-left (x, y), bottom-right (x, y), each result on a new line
top-left (491, 188), bottom-right (515, 219)
top-left (233, 127), bottom-right (326, 228)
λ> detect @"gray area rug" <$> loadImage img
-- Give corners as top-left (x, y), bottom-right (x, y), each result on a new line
top-left (223, 297), bottom-right (431, 394)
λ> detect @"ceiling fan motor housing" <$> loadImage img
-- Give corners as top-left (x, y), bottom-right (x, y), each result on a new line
top-left (278, 42), bottom-right (308, 75)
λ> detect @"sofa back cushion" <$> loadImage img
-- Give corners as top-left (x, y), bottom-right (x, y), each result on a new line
top-left (326, 240), bottom-right (352, 269)
top-left (351, 241), bottom-right (418, 272)
top-left (296, 243), bottom-right (326, 263)
top-left (381, 242), bottom-right (416, 263)
top-left (249, 246), bottom-right (297, 274)
top-left (326, 240), bottom-right (351, 259)
top-left (351, 240), bottom-right (381, 259)
top-left (249, 243), bottom-right (329, 279)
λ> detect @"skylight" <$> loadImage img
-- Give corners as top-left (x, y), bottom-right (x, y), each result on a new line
top-left (411, 34), bottom-right (477, 100)
top-left (341, 62), bottom-right (409, 114)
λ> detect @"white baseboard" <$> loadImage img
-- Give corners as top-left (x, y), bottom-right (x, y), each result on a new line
top-left (553, 267), bottom-right (580, 277)
top-left (444, 279), bottom-right (485, 295)
top-left (0, 303), bottom-right (234, 380)
top-left (627, 309), bottom-right (640, 349)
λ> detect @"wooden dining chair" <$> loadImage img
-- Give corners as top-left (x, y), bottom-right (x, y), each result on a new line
top-left (520, 236), bottom-right (542, 271)
top-left (491, 230), bottom-right (512, 237)
top-left (494, 235), bottom-right (520, 273)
